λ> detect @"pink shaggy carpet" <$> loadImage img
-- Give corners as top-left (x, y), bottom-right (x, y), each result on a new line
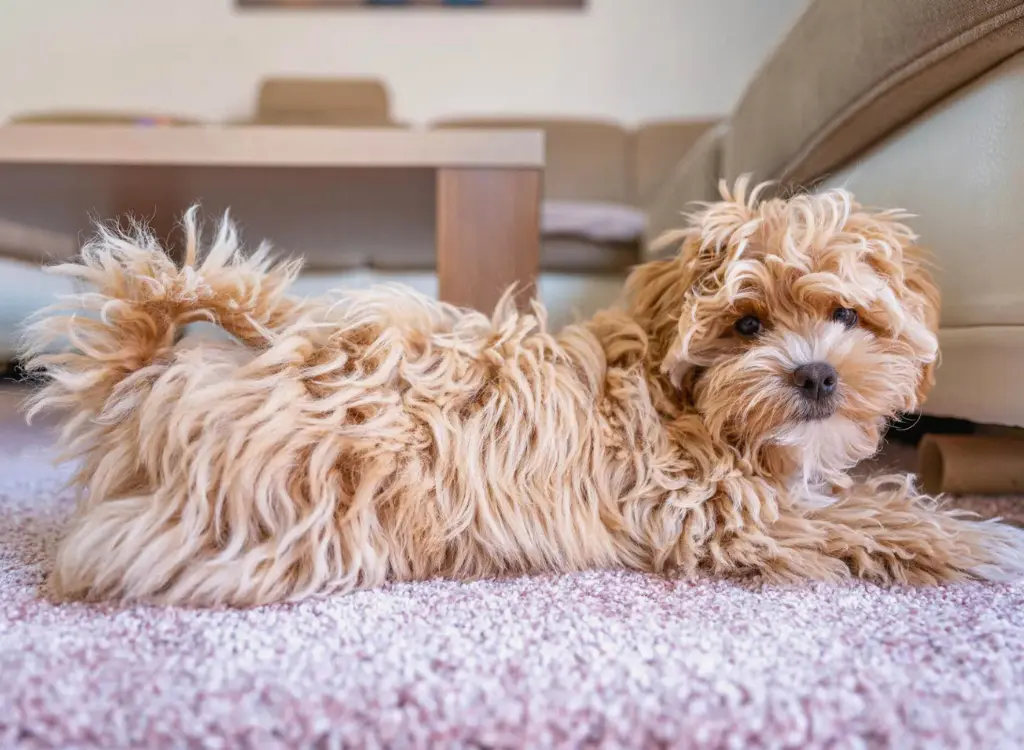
top-left (1, 388), bottom-right (1023, 749)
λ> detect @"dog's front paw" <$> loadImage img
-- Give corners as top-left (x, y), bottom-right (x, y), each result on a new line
top-left (964, 519), bottom-right (1024, 583)
top-left (780, 486), bottom-right (1024, 586)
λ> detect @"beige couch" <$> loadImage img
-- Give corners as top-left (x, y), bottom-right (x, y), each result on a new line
top-left (647, 0), bottom-right (1024, 429)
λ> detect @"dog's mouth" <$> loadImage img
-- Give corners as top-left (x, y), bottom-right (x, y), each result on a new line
top-left (798, 398), bottom-right (838, 422)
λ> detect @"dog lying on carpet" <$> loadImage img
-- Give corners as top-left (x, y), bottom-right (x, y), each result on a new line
top-left (20, 178), bottom-right (1024, 607)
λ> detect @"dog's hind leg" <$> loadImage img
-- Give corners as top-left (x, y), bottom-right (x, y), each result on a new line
top-left (48, 339), bottom-right (399, 608)
top-left (759, 473), bottom-right (1024, 585)
top-left (50, 451), bottom-right (394, 608)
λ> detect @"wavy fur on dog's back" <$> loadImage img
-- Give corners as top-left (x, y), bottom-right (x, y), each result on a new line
top-left (20, 210), bottom-right (700, 605)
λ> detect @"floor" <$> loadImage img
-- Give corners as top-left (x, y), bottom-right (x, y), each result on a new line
top-left (1, 385), bottom-right (1023, 749)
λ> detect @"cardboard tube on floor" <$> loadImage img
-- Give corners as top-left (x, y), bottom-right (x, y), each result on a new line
top-left (919, 434), bottom-right (1024, 495)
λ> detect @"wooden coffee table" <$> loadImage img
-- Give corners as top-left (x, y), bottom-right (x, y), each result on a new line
top-left (0, 125), bottom-right (544, 312)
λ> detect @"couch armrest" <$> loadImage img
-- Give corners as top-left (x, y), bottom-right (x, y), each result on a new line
top-left (725, 0), bottom-right (1024, 186)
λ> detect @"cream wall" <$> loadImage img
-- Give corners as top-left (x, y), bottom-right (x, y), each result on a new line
top-left (0, 0), bottom-right (807, 125)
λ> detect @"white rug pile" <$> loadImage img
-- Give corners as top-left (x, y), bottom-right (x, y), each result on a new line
top-left (1, 394), bottom-right (1022, 749)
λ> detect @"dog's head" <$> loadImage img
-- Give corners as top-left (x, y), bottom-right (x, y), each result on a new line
top-left (634, 178), bottom-right (940, 483)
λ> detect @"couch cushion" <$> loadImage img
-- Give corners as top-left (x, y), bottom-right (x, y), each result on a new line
top-left (542, 201), bottom-right (646, 244)
top-left (255, 77), bottom-right (395, 127)
top-left (632, 120), bottom-right (718, 205)
top-left (925, 327), bottom-right (1024, 427)
top-left (434, 118), bottom-right (631, 204)
top-left (725, 0), bottom-right (1024, 186)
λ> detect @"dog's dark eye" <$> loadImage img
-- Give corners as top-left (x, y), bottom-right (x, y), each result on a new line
top-left (734, 315), bottom-right (763, 337)
top-left (831, 307), bottom-right (859, 329)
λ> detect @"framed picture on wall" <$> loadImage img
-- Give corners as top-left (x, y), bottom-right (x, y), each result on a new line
top-left (238, 1), bottom-right (584, 7)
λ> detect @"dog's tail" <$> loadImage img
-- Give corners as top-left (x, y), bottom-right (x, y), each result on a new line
top-left (19, 206), bottom-right (304, 425)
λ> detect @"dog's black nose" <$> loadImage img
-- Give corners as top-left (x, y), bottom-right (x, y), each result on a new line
top-left (792, 362), bottom-right (838, 401)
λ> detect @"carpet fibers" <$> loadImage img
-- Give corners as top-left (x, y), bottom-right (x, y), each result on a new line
top-left (1, 388), bottom-right (1023, 749)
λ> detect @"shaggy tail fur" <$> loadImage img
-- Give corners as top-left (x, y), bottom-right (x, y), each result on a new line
top-left (20, 207), bottom-right (304, 434)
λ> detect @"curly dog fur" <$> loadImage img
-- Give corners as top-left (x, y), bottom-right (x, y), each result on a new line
top-left (20, 178), bottom-right (1024, 607)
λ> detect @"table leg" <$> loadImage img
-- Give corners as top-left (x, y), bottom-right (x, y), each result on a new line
top-left (436, 167), bottom-right (541, 313)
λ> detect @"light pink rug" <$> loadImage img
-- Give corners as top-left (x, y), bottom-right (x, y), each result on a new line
top-left (2, 391), bottom-right (1023, 749)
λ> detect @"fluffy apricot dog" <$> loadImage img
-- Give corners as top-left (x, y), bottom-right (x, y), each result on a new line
top-left (21, 178), bottom-right (1024, 607)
